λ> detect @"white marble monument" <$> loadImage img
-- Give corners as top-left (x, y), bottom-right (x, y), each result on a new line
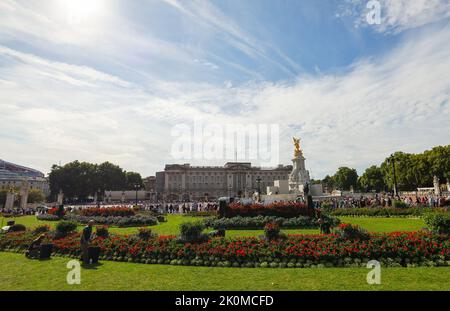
top-left (288, 137), bottom-right (311, 193)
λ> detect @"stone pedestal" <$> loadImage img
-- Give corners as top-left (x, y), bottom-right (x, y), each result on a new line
top-left (288, 154), bottom-right (311, 193)
top-left (57, 190), bottom-right (64, 205)
top-left (433, 176), bottom-right (441, 196)
top-left (5, 191), bottom-right (15, 209)
top-left (20, 189), bottom-right (29, 209)
top-left (19, 180), bottom-right (29, 209)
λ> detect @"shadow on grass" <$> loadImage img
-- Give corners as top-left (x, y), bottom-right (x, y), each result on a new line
top-left (81, 262), bottom-right (104, 270)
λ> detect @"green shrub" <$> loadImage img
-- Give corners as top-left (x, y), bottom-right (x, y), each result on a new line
top-left (96, 226), bottom-right (109, 238)
top-left (328, 207), bottom-right (448, 217)
top-left (8, 224), bottom-right (26, 232)
top-left (179, 221), bottom-right (205, 241)
top-left (264, 222), bottom-right (280, 240)
top-left (137, 227), bottom-right (155, 240)
top-left (32, 224), bottom-right (51, 235)
top-left (336, 223), bottom-right (369, 240)
top-left (156, 215), bottom-right (167, 222)
top-left (392, 200), bottom-right (408, 208)
top-left (63, 214), bottom-right (157, 227)
top-left (36, 214), bottom-right (60, 221)
top-left (424, 213), bottom-right (450, 234)
top-left (55, 221), bottom-right (77, 238)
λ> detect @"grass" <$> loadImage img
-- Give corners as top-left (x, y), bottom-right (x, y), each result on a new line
top-left (0, 216), bottom-right (443, 291)
top-left (0, 252), bottom-right (448, 291)
top-left (338, 217), bottom-right (426, 232)
top-left (0, 214), bottom-right (427, 237)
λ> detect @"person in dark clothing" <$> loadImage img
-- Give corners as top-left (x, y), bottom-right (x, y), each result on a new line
top-left (25, 234), bottom-right (46, 259)
top-left (80, 220), bottom-right (94, 265)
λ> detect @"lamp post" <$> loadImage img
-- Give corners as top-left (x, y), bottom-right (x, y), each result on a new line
top-left (388, 154), bottom-right (398, 197)
top-left (97, 188), bottom-right (101, 208)
top-left (256, 176), bottom-right (262, 194)
top-left (134, 184), bottom-right (140, 206)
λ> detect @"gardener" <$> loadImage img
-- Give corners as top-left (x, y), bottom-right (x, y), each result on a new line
top-left (80, 220), bottom-right (95, 265)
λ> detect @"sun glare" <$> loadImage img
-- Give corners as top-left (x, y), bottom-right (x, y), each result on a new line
top-left (65, 0), bottom-right (104, 25)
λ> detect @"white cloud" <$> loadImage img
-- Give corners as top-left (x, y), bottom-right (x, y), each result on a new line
top-left (1, 24), bottom-right (450, 178)
top-left (339, 0), bottom-right (450, 34)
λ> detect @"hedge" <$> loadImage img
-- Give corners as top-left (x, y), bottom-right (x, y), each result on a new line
top-left (203, 215), bottom-right (340, 229)
top-left (326, 207), bottom-right (449, 217)
top-left (36, 214), bottom-right (60, 221)
top-left (228, 202), bottom-right (314, 218)
top-left (63, 214), bottom-right (158, 227)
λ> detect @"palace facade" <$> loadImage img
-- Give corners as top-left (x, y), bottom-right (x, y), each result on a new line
top-left (157, 162), bottom-right (292, 201)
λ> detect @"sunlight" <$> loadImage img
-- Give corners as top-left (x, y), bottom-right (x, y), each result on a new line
top-left (64, 0), bottom-right (105, 25)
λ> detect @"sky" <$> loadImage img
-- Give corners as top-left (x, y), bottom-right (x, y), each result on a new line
top-left (0, 0), bottom-right (449, 179)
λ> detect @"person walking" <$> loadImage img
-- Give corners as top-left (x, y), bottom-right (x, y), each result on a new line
top-left (80, 220), bottom-right (94, 265)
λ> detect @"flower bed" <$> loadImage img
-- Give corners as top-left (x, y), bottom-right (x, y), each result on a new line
top-left (48, 207), bottom-right (64, 216)
top-left (36, 214), bottom-right (60, 221)
top-left (326, 207), bottom-right (449, 217)
top-left (80, 207), bottom-right (135, 217)
top-left (203, 215), bottom-right (340, 229)
top-left (1, 230), bottom-right (449, 268)
top-left (228, 202), bottom-right (313, 218)
top-left (63, 214), bottom-right (158, 227)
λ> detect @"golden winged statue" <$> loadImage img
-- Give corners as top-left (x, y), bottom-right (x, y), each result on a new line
top-left (293, 137), bottom-right (302, 157)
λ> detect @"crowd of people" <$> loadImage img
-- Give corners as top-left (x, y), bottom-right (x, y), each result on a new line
top-left (141, 202), bottom-right (219, 214)
top-left (2, 193), bottom-right (449, 217)
top-left (313, 194), bottom-right (449, 209)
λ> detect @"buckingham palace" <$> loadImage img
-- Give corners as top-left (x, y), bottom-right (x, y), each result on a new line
top-left (156, 162), bottom-right (292, 201)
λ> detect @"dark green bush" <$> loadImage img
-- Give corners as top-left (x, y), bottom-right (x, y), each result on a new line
top-left (63, 214), bottom-right (157, 227)
top-left (179, 222), bottom-right (204, 241)
top-left (96, 226), bottom-right (109, 238)
top-left (55, 221), bottom-right (77, 238)
top-left (328, 207), bottom-right (448, 217)
top-left (36, 214), bottom-right (60, 221)
top-left (32, 224), bottom-right (51, 235)
top-left (264, 222), bottom-right (281, 240)
top-left (137, 227), bottom-right (154, 240)
top-left (8, 224), bottom-right (26, 232)
top-left (424, 213), bottom-right (450, 234)
top-left (336, 223), bottom-right (369, 240)
top-left (183, 211), bottom-right (218, 217)
top-left (156, 215), bottom-right (167, 222)
top-left (392, 200), bottom-right (408, 208)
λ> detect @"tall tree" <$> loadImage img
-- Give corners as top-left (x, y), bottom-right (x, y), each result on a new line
top-left (358, 165), bottom-right (385, 192)
top-left (49, 161), bottom-right (129, 201)
top-left (27, 189), bottom-right (45, 203)
top-left (333, 167), bottom-right (358, 191)
top-left (322, 175), bottom-right (335, 191)
top-left (125, 171), bottom-right (143, 189)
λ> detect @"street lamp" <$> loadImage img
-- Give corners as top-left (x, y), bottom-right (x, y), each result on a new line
top-left (97, 188), bottom-right (101, 208)
top-left (134, 184), bottom-right (140, 206)
top-left (256, 176), bottom-right (262, 194)
top-left (388, 154), bottom-right (398, 197)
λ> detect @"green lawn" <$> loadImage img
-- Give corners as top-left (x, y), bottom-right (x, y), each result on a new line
top-left (0, 252), bottom-right (448, 291)
top-left (0, 214), bottom-right (426, 237)
top-left (338, 217), bottom-right (426, 232)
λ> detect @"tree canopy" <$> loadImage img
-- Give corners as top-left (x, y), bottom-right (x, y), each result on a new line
top-left (323, 145), bottom-right (449, 192)
top-left (48, 161), bottom-right (143, 201)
